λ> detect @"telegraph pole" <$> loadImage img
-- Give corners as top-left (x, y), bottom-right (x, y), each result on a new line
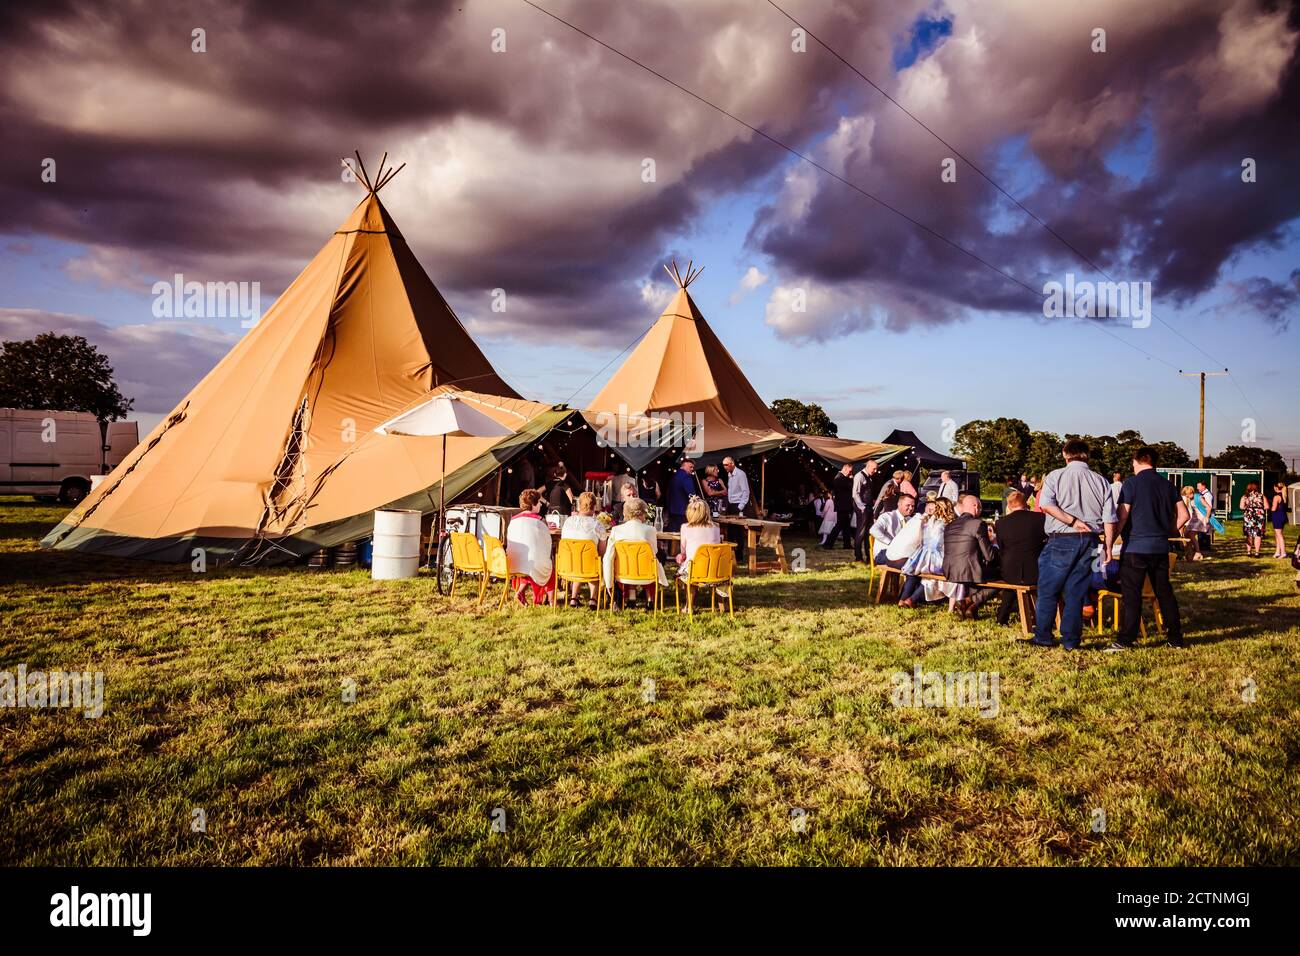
top-left (1179, 369), bottom-right (1227, 467)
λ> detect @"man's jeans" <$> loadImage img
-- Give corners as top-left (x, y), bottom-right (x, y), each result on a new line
top-left (1033, 533), bottom-right (1097, 649)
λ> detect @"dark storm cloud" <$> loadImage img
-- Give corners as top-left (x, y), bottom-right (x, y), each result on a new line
top-left (1212, 268), bottom-right (1300, 329)
top-left (0, 0), bottom-right (913, 334)
top-left (752, 0), bottom-right (1300, 340)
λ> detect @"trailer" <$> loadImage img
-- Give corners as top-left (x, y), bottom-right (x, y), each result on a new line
top-left (1155, 466), bottom-right (1281, 520)
top-left (0, 408), bottom-right (139, 505)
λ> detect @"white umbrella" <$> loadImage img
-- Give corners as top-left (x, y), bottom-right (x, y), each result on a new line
top-left (375, 395), bottom-right (513, 531)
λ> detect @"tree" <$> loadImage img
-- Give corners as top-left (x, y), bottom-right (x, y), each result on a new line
top-left (1022, 430), bottom-right (1063, 479)
top-left (951, 417), bottom-right (1030, 479)
top-left (1207, 445), bottom-right (1287, 472)
top-left (1064, 432), bottom-right (1191, 474)
top-left (0, 333), bottom-right (133, 421)
top-left (770, 398), bottom-right (837, 437)
top-left (1148, 440), bottom-right (1193, 468)
top-left (1065, 433), bottom-right (1128, 478)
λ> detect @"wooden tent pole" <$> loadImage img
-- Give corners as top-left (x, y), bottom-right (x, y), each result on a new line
top-left (440, 433), bottom-right (447, 536)
top-left (760, 456), bottom-right (766, 517)
top-left (354, 151), bottom-right (373, 192)
top-left (376, 163), bottom-right (406, 191)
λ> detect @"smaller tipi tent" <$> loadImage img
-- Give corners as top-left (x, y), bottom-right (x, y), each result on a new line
top-left (590, 262), bottom-right (907, 471)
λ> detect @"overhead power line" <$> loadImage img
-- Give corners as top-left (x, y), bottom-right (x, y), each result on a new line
top-left (764, 0), bottom-right (1269, 433)
top-left (522, 0), bottom-right (1187, 376)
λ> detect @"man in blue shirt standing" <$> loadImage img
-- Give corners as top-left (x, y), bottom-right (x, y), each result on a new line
top-left (1029, 438), bottom-right (1117, 651)
top-left (666, 459), bottom-right (699, 533)
top-left (1109, 446), bottom-right (1189, 650)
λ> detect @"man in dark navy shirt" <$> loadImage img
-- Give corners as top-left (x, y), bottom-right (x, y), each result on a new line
top-left (1109, 446), bottom-right (1190, 650)
top-left (666, 459), bottom-right (699, 533)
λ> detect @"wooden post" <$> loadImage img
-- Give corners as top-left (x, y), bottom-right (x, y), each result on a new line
top-left (1179, 369), bottom-right (1227, 467)
top-left (760, 456), bottom-right (766, 517)
top-left (1198, 372), bottom-right (1205, 467)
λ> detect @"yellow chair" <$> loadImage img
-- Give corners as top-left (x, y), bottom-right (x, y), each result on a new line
top-left (1094, 589), bottom-right (1122, 634)
top-left (482, 535), bottom-right (532, 610)
top-left (448, 531), bottom-right (489, 605)
top-left (611, 539), bottom-right (663, 614)
top-left (867, 534), bottom-right (876, 592)
top-left (555, 538), bottom-right (604, 610)
top-left (674, 543), bottom-right (735, 620)
top-left (1093, 553), bottom-right (1177, 636)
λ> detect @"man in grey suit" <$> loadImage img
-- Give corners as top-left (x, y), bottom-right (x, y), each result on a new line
top-left (944, 494), bottom-right (999, 619)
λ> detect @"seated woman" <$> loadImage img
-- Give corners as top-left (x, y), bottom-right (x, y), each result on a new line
top-left (676, 497), bottom-right (722, 578)
top-left (559, 491), bottom-right (609, 608)
top-left (898, 497), bottom-right (958, 608)
top-left (506, 488), bottom-right (555, 605)
top-left (701, 465), bottom-right (728, 516)
top-left (603, 497), bottom-right (669, 609)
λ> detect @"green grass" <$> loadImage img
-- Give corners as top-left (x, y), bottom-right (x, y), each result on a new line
top-left (1, 496), bottom-right (1297, 865)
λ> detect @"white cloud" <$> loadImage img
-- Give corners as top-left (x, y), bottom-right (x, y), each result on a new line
top-left (728, 265), bottom-right (769, 304)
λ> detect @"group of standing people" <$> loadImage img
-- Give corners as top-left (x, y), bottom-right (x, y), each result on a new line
top-left (654, 457), bottom-right (754, 560)
top-left (867, 439), bottom-right (1211, 651)
top-left (1239, 481), bottom-right (1291, 559)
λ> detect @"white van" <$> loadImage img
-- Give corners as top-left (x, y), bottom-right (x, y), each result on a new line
top-left (0, 408), bottom-right (139, 504)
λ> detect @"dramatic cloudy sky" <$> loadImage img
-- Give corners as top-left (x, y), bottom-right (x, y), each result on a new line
top-left (2, 0), bottom-right (1298, 459)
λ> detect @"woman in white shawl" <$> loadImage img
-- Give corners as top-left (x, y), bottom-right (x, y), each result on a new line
top-left (898, 496), bottom-right (960, 607)
top-left (506, 488), bottom-right (554, 605)
top-left (603, 497), bottom-right (668, 609)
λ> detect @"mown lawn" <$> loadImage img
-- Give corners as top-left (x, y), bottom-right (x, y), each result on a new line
top-left (1, 496), bottom-right (1297, 865)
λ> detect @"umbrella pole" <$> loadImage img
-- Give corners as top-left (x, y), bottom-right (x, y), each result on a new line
top-left (440, 433), bottom-right (447, 535)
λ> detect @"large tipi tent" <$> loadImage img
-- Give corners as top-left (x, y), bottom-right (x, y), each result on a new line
top-left (590, 263), bottom-right (908, 475)
top-left (42, 157), bottom-right (596, 564)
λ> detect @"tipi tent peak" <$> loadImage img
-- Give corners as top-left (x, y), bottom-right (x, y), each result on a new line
top-left (664, 258), bottom-right (704, 290)
top-left (342, 150), bottom-right (407, 195)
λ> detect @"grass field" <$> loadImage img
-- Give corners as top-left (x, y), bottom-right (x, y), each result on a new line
top-left (2, 496), bottom-right (1298, 865)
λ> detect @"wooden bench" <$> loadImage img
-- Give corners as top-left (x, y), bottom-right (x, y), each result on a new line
top-left (873, 566), bottom-right (1038, 637)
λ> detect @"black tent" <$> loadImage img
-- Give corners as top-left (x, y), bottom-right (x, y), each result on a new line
top-left (881, 429), bottom-right (965, 472)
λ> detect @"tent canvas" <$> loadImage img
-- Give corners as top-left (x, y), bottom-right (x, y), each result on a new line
top-left (42, 156), bottom-right (538, 565)
top-left (880, 429), bottom-right (965, 471)
top-left (590, 262), bottom-right (908, 470)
